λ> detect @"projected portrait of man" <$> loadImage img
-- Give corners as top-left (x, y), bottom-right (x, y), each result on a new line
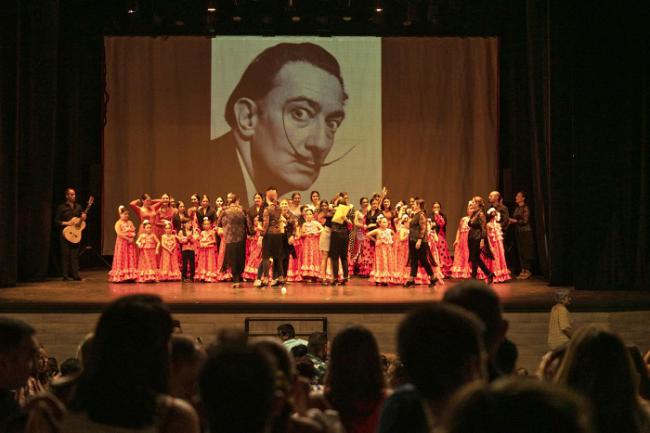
top-left (212, 43), bottom-right (348, 205)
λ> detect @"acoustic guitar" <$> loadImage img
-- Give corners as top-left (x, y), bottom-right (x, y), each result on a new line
top-left (62, 196), bottom-right (94, 244)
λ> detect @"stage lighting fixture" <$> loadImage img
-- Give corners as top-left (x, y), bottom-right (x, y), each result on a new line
top-left (375, 0), bottom-right (383, 13)
top-left (127, 0), bottom-right (137, 14)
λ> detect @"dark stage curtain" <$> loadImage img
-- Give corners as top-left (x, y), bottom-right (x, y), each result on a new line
top-left (500, 0), bottom-right (650, 290)
top-left (0, 0), bottom-right (103, 287)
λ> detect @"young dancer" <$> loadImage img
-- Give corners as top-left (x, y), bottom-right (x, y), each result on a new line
top-left (135, 220), bottom-right (160, 283)
top-left (300, 208), bottom-right (323, 280)
top-left (486, 207), bottom-right (511, 283)
top-left (367, 215), bottom-right (397, 285)
top-left (108, 205), bottom-right (137, 283)
top-left (159, 222), bottom-right (181, 281)
top-left (177, 219), bottom-right (198, 282)
top-left (196, 217), bottom-right (219, 282)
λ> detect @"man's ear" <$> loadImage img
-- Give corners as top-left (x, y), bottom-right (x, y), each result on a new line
top-left (233, 97), bottom-right (258, 138)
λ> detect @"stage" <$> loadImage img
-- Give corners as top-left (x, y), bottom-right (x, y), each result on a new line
top-left (2, 270), bottom-right (650, 313)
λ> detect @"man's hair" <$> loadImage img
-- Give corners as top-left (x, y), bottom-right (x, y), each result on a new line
top-left (443, 280), bottom-right (505, 353)
top-left (171, 335), bottom-right (199, 363)
top-left (60, 358), bottom-right (83, 376)
top-left (277, 323), bottom-right (296, 339)
top-left (308, 332), bottom-right (327, 356)
top-left (266, 186), bottom-right (278, 192)
top-left (415, 198), bottom-right (426, 210)
top-left (443, 377), bottom-right (592, 433)
top-left (397, 303), bottom-right (484, 401)
top-left (225, 42), bottom-right (347, 129)
top-left (200, 345), bottom-right (276, 433)
top-left (495, 338), bottom-right (518, 375)
top-left (290, 344), bottom-right (308, 358)
top-left (0, 317), bottom-right (35, 355)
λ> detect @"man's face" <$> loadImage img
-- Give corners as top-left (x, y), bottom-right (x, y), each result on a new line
top-left (0, 336), bottom-right (38, 390)
top-left (227, 193), bottom-right (235, 205)
top-left (66, 189), bottom-right (76, 203)
top-left (251, 61), bottom-right (346, 191)
top-left (488, 192), bottom-right (499, 204)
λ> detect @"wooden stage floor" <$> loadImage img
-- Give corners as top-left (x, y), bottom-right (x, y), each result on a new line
top-left (2, 270), bottom-right (650, 313)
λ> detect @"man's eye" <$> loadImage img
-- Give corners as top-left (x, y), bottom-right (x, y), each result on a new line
top-left (326, 119), bottom-right (341, 132)
top-left (291, 108), bottom-right (311, 121)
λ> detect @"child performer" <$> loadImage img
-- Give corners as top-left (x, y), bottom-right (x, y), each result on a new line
top-left (177, 219), bottom-right (198, 282)
top-left (451, 207), bottom-right (472, 279)
top-left (367, 215), bottom-right (397, 286)
top-left (486, 207), bottom-right (511, 283)
top-left (159, 222), bottom-right (181, 281)
top-left (135, 220), bottom-right (160, 283)
top-left (108, 205), bottom-right (138, 283)
top-left (196, 217), bottom-right (219, 282)
top-left (393, 213), bottom-right (411, 284)
top-left (300, 208), bottom-right (323, 280)
top-left (243, 216), bottom-right (263, 281)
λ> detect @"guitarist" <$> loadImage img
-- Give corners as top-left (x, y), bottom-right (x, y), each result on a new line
top-left (54, 188), bottom-right (86, 281)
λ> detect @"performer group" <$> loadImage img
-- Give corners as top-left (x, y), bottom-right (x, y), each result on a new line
top-left (107, 186), bottom-right (535, 287)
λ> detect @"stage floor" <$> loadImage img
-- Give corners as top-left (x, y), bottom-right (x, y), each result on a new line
top-left (2, 270), bottom-right (650, 313)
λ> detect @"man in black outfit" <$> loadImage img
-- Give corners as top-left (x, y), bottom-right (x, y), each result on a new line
top-left (54, 188), bottom-right (86, 281)
top-left (329, 192), bottom-right (354, 285)
top-left (467, 200), bottom-right (494, 285)
top-left (404, 199), bottom-right (437, 287)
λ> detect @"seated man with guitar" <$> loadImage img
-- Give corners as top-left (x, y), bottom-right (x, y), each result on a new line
top-left (54, 188), bottom-right (93, 281)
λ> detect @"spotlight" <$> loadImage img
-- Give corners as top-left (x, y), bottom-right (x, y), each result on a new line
top-left (207, 7), bottom-right (217, 12)
top-left (291, 15), bottom-right (301, 22)
top-left (207, 0), bottom-right (217, 13)
top-left (232, 15), bottom-right (242, 22)
top-left (375, 0), bottom-right (383, 13)
top-left (127, 0), bottom-right (137, 14)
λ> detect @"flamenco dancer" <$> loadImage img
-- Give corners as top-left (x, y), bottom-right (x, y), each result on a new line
top-left (430, 201), bottom-right (452, 277)
top-left (467, 197), bottom-right (495, 284)
top-left (135, 220), bottom-right (160, 283)
top-left (259, 187), bottom-right (284, 286)
top-left (403, 199), bottom-right (437, 287)
top-left (367, 215), bottom-right (397, 285)
top-left (108, 205), bottom-right (138, 283)
top-left (486, 207), bottom-right (511, 283)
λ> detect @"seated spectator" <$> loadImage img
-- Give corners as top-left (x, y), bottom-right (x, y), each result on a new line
top-left (385, 357), bottom-right (409, 390)
top-left (277, 324), bottom-right (308, 351)
top-left (548, 289), bottom-right (573, 350)
top-left (443, 280), bottom-right (509, 380)
top-left (310, 326), bottom-right (386, 433)
top-left (495, 338), bottom-right (518, 375)
top-left (555, 326), bottom-right (650, 433)
top-left (58, 359), bottom-right (82, 378)
top-left (169, 335), bottom-right (206, 404)
top-left (200, 344), bottom-right (276, 433)
top-left (307, 332), bottom-right (328, 385)
top-left (377, 303), bottom-right (486, 433)
top-left (0, 317), bottom-right (38, 433)
top-left (291, 344), bottom-right (309, 359)
top-left (29, 294), bottom-right (199, 433)
top-left (628, 346), bottom-right (650, 401)
top-left (442, 377), bottom-right (593, 433)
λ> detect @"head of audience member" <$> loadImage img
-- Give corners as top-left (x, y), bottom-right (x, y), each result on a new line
top-left (71, 295), bottom-right (173, 428)
top-left (170, 335), bottom-right (206, 403)
top-left (200, 344), bottom-right (276, 433)
top-left (290, 344), bottom-right (308, 359)
top-left (59, 358), bottom-right (83, 377)
top-left (0, 317), bottom-right (38, 392)
top-left (326, 326), bottom-right (385, 416)
top-left (627, 345), bottom-right (650, 401)
top-left (556, 326), bottom-right (649, 433)
top-left (556, 289), bottom-right (572, 306)
top-left (495, 338), bottom-right (518, 375)
top-left (386, 357), bottom-right (409, 390)
top-left (308, 332), bottom-right (328, 361)
top-left (397, 304), bottom-right (486, 411)
top-left (443, 281), bottom-right (509, 369)
top-left (442, 377), bottom-right (593, 433)
top-left (277, 323), bottom-right (296, 342)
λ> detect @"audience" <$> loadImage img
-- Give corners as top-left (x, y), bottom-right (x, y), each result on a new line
top-left (377, 303), bottom-right (486, 433)
top-left (548, 289), bottom-right (573, 350)
top-left (0, 283), bottom-right (645, 433)
top-left (443, 280), bottom-right (509, 380)
top-left (442, 377), bottom-right (593, 433)
top-left (169, 335), bottom-right (205, 404)
top-left (278, 324), bottom-right (309, 350)
top-left (555, 326), bottom-right (650, 433)
top-left (306, 332), bottom-right (328, 384)
top-left (310, 326), bottom-right (386, 433)
top-left (199, 344), bottom-right (276, 433)
top-left (28, 294), bottom-right (199, 433)
top-left (0, 318), bottom-right (38, 433)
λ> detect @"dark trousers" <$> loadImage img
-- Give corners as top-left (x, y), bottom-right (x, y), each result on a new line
top-left (262, 233), bottom-right (284, 280)
top-left (468, 237), bottom-right (491, 278)
top-left (329, 231), bottom-right (349, 280)
top-left (60, 238), bottom-right (80, 278)
top-left (182, 250), bottom-right (195, 280)
top-left (225, 240), bottom-right (246, 283)
top-left (409, 240), bottom-right (433, 278)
